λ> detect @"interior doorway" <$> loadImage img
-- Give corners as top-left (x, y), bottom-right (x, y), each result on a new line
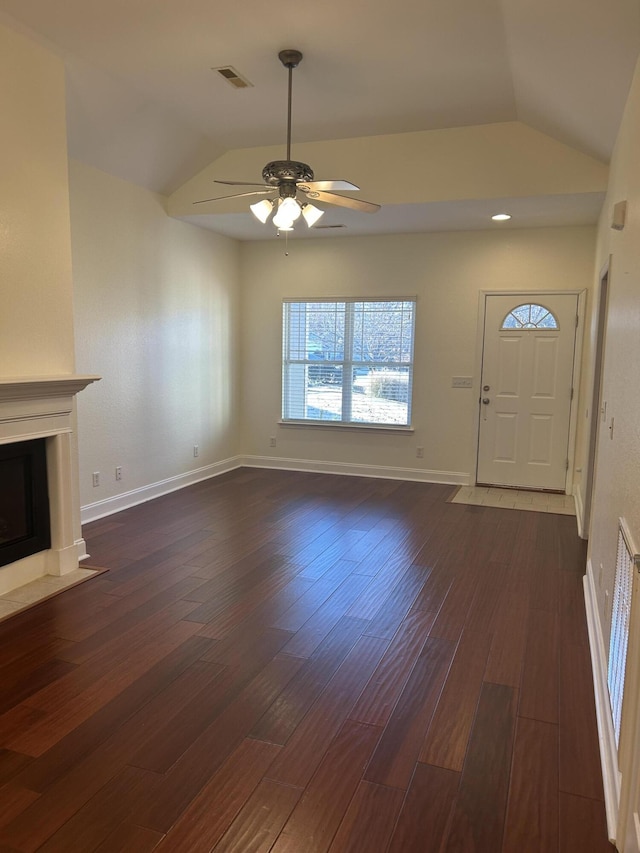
top-left (581, 262), bottom-right (611, 537)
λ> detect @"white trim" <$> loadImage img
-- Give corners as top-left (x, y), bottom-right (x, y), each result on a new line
top-left (0, 378), bottom-right (99, 593)
top-left (472, 289), bottom-right (585, 492)
top-left (282, 295), bottom-right (418, 304)
top-left (80, 455), bottom-right (468, 525)
top-left (582, 257), bottom-right (612, 541)
top-left (584, 560), bottom-right (620, 844)
top-left (468, 291), bottom-right (487, 485)
top-left (76, 538), bottom-right (90, 562)
top-left (574, 484), bottom-right (586, 539)
top-left (279, 421), bottom-right (414, 434)
top-left (0, 374), bottom-right (100, 404)
top-left (565, 290), bottom-right (587, 497)
top-left (80, 456), bottom-right (243, 523)
top-left (241, 455), bottom-right (468, 485)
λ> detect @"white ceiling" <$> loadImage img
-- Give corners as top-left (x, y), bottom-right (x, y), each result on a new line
top-left (0, 0), bottom-right (638, 237)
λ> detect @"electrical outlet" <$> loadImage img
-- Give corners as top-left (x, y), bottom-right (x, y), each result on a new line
top-left (193, 445), bottom-right (199, 458)
top-left (115, 466), bottom-right (122, 481)
top-left (416, 447), bottom-right (424, 458)
top-left (92, 472), bottom-right (100, 487)
top-left (269, 436), bottom-right (276, 447)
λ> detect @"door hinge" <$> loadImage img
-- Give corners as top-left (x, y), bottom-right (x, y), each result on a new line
top-left (566, 458), bottom-right (570, 471)
top-left (570, 387), bottom-right (574, 401)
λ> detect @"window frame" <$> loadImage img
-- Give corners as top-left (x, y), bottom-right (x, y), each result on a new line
top-left (282, 297), bottom-right (416, 430)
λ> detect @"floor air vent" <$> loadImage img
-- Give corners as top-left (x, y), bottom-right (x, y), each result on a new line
top-left (608, 518), bottom-right (640, 748)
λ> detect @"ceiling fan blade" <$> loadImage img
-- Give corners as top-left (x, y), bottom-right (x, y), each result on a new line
top-left (303, 190), bottom-right (380, 213)
top-left (214, 180), bottom-right (269, 187)
top-left (299, 180), bottom-right (360, 192)
top-left (193, 190), bottom-right (274, 205)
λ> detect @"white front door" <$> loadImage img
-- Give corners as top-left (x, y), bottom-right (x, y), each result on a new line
top-left (476, 293), bottom-right (578, 491)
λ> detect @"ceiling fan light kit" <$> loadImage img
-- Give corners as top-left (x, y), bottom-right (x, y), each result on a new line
top-left (301, 202), bottom-right (324, 227)
top-left (249, 198), bottom-right (274, 223)
top-left (195, 49), bottom-right (380, 234)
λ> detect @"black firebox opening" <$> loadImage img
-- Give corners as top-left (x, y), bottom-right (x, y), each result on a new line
top-left (0, 438), bottom-right (51, 568)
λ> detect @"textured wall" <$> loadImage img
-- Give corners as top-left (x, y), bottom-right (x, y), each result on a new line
top-left (240, 226), bottom-right (595, 479)
top-left (0, 24), bottom-right (75, 376)
top-left (587, 56), bottom-right (640, 643)
top-left (70, 161), bottom-right (241, 508)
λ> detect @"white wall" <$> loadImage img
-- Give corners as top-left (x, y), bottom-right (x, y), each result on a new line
top-left (240, 226), bottom-right (595, 480)
top-left (0, 24), bottom-right (75, 376)
top-left (586, 55), bottom-right (640, 642)
top-left (70, 161), bottom-right (241, 511)
top-left (170, 122), bottom-right (607, 218)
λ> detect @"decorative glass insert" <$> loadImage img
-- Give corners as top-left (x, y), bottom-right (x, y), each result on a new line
top-left (501, 303), bottom-right (558, 330)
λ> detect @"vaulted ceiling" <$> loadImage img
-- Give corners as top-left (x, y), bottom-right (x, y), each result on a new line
top-left (1, 0), bottom-right (638, 239)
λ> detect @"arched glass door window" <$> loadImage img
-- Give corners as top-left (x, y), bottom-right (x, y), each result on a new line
top-left (501, 303), bottom-right (559, 330)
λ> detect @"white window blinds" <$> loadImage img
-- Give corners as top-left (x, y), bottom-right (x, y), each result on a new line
top-left (282, 299), bottom-right (415, 427)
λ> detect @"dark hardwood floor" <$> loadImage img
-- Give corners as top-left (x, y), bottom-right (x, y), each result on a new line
top-left (0, 468), bottom-right (613, 851)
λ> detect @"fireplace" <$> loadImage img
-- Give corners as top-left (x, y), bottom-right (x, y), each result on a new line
top-left (0, 438), bottom-right (51, 568)
top-left (0, 375), bottom-right (99, 595)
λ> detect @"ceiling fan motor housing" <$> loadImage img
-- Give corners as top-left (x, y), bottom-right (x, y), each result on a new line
top-left (262, 160), bottom-right (314, 186)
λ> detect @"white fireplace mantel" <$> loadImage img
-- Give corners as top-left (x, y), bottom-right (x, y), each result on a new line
top-left (0, 374), bottom-right (100, 594)
top-left (0, 375), bottom-right (99, 441)
top-left (0, 375), bottom-right (100, 402)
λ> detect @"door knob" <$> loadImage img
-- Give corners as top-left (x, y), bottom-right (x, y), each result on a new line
top-left (482, 398), bottom-right (490, 405)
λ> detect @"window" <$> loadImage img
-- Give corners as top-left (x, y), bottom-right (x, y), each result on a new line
top-left (501, 303), bottom-right (558, 330)
top-left (282, 299), bottom-right (416, 427)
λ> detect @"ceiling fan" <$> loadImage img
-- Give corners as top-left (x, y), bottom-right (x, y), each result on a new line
top-left (194, 49), bottom-right (381, 231)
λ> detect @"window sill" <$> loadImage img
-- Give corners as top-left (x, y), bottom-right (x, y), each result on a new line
top-left (279, 420), bottom-right (414, 434)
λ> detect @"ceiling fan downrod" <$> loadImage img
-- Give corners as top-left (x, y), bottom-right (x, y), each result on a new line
top-left (278, 49), bottom-right (302, 162)
top-left (261, 49), bottom-right (313, 187)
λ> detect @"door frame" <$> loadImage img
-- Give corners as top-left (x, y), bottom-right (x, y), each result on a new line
top-left (579, 258), bottom-right (611, 538)
top-left (470, 289), bottom-right (587, 494)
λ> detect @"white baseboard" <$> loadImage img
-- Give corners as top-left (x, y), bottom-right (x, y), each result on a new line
top-left (240, 455), bottom-right (469, 486)
top-left (75, 538), bottom-right (90, 562)
top-left (81, 454), bottom-right (468, 525)
top-left (584, 560), bottom-right (620, 845)
top-left (574, 485), bottom-right (586, 539)
top-left (80, 456), bottom-right (243, 524)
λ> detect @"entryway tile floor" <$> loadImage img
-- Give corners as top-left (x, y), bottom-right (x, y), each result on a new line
top-left (451, 485), bottom-right (575, 515)
top-left (0, 567), bottom-right (102, 623)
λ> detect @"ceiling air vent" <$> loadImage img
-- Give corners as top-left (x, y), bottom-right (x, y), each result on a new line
top-left (213, 66), bottom-right (253, 89)
top-left (315, 224), bottom-right (346, 230)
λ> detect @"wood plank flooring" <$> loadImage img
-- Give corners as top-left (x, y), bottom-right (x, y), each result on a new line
top-left (0, 468), bottom-right (613, 851)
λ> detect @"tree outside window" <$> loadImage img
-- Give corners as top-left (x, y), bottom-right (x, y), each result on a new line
top-left (282, 299), bottom-right (416, 427)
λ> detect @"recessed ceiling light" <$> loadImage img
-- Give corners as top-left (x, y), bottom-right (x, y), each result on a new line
top-left (491, 213), bottom-right (512, 221)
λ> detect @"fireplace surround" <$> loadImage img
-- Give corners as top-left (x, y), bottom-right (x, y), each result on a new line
top-left (0, 375), bottom-right (99, 595)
